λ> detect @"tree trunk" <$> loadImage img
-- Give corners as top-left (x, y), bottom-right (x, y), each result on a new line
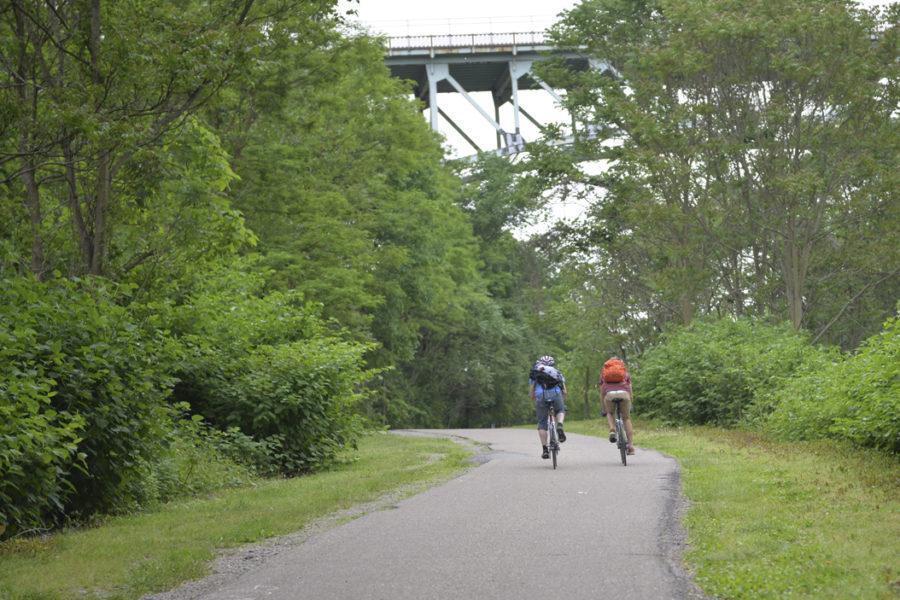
top-left (63, 137), bottom-right (94, 272)
top-left (87, 0), bottom-right (108, 275)
top-left (89, 0), bottom-right (101, 79)
top-left (583, 364), bottom-right (590, 419)
top-left (679, 293), bottom-right (694, 325)
top-left (782, 238), bottom-right (807, 329)
top-left (20, 155), bottom-right (45, 279)
top-left (90, 150), bottom-right (111, 275)
top-left (730, 251), bottom-right (743, 317)
top-left (13, 1), bottom-right (45, 278)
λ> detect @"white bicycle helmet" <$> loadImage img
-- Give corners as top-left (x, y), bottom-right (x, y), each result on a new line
top-left (538, 355), bottom-right (555, 366)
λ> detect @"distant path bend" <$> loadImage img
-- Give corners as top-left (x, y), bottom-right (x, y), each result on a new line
top-left (155, 429), bottom-right (706, 600)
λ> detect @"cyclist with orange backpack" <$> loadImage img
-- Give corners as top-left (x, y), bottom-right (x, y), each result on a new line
top-left (599, 356), bottom-right (635, 455)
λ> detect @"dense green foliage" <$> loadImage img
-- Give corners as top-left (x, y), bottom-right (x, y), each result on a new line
top-left (212, 34), bottom-right (543, 428)
top-left (0, 277), bottom-right (177, 535)
top-left (0, 264), bottom-right (374, 535)
top-left (513, 0), bottom-right (899, 445)
top-left (140, 413), bottom-right (258, 506)
top-left (169, 266), bottom-right (373, 473)
top-left (0, 0), bottom-right (545, 538)
top-left (633, 314), bottom-right (899, 452)
top-left (636, 319), bottom-right (811, 425)
top-left (762, 314), bottom-right (899, 451)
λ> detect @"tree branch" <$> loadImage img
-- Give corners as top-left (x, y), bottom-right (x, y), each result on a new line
top-left (120, 249), bottom-right (157, 273)
top-left (811, 269), bottom-right (899, 345)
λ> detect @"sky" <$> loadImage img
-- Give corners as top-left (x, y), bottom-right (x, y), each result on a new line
top-left (348, 0), bottom-right (578, 37)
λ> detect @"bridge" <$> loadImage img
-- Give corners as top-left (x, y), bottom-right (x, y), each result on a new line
top-left (385, 32), bottom-right (612, 158)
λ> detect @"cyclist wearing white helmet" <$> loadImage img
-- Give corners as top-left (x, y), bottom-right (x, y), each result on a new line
top-left (529, 355), bottom-right (568, 459)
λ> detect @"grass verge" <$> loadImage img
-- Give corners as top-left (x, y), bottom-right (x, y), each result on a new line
top-left (0, 432), bottom-right (472, 600)
top-left (565, 418), bottom-right (900, 599)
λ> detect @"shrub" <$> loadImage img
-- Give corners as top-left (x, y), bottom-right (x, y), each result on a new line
top-left (213, 341), bottom-right (371, 474)
top-left (168, 265), bottom-right (374, 474)
top-left (124, 409), bottom-right (258, 508)
top-left (0, 341), bottom-right (84, 536)
top-left (205, 425), bottom-right (276, 474)
top-left (0, 276), bottom-right (178, 536)
top-left (763, 315), bottom-right (899, 452)
top-left (635, 318), bottom-right (811, 425)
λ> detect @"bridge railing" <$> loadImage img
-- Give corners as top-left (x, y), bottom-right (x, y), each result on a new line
top-left (386, 31), bottom-right (547, 53)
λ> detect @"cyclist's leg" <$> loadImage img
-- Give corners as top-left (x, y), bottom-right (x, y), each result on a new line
top-left (620, 394), bottom-right (635, 451)
top-left (625, 419), bottom-right (635, 450)
top-left (553, 390), bottom-right (567, 441)
top-left (603, 395), bottom-right (616, 432)
top-left (535, 393), bottom-right (549, 447)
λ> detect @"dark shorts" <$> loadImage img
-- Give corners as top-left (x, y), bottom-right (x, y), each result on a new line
top-left (535, 386), bottom-right (566, 430)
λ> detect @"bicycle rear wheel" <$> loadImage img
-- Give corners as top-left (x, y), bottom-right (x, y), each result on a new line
top-left (550, 423), bottom-right (558, 469)
top-left (616, 415), bottom-right (627, 466)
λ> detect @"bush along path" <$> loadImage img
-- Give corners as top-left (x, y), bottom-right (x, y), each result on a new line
top-left (566, 419), bottom-right (900, 599)
top-left (633, 315), bottom-right (899, 452)
top-left (0, 270), bottom-right (375, 540)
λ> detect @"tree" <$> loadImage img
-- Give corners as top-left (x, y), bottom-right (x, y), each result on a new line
top-left (0, 0), bottom-right (336, 277)
top-left (207, 30), bottom-right (536, 425)
top-left (544, 0), bottom-right (898, 340)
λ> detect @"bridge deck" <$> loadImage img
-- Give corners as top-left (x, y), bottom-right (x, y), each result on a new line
top-left (386, 31), bottom-right (548, 54)
top-left (385, 34), bottom-right (590, 99)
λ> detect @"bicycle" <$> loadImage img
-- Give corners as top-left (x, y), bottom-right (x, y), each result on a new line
top-left (609, 395), bottom-right (629, 466)
top-left (545, 400), bottom-right (561, 469)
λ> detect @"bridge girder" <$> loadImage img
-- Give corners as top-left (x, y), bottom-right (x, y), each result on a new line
top-left (385, 36), bottom-right (613, 159)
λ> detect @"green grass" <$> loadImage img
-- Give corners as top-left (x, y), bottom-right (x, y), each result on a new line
top-left (0, 433), bottom-right (472, 600)
top-left (566, 419), bottom-right (900, 599)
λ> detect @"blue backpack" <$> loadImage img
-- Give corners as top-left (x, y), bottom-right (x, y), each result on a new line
top-left (531, 363), bottom-right (562, 389)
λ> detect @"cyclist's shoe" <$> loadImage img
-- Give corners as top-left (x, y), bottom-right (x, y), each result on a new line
top-left (541, 446), bottom-right (550, 459)
top-left (557, 425), bottom-right (566, 443)
top-left (627, 446), bottom-right (636, 455)
top-left (609, 431), bottom-right (617, 443)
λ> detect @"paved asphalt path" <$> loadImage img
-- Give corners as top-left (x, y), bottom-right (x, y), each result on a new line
top-left (155, 429), bottom-right (703, 600)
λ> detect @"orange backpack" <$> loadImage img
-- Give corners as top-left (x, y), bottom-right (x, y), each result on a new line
top-left (602, 358), bottom-right (627, 383)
